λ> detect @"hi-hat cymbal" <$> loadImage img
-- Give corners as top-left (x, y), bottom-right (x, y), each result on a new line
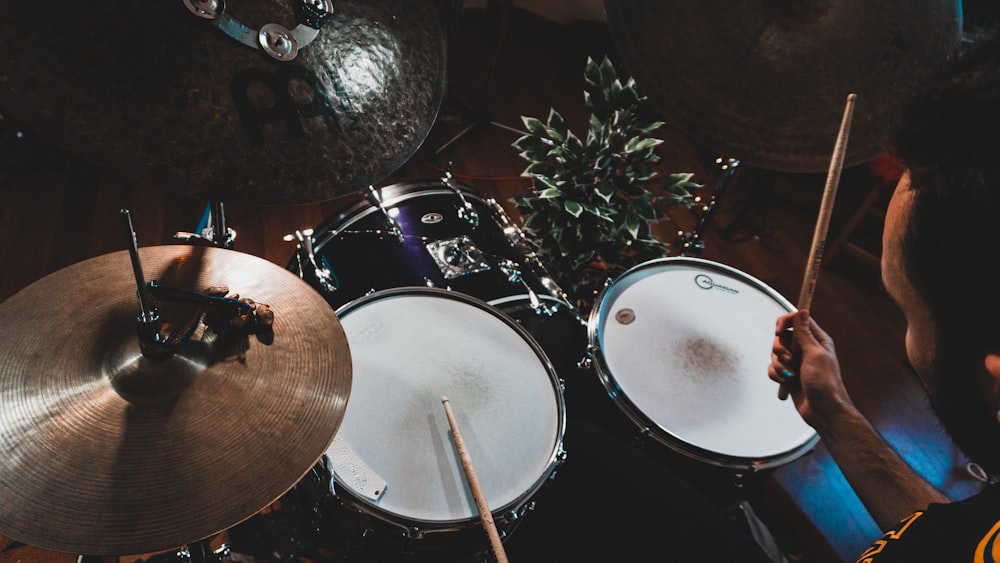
top-left (0, 0), bottom-right (445, 204)
top-left (0, 246), bottom-right (351, 555)
top-left (604, 0), bottom-right (962, 172)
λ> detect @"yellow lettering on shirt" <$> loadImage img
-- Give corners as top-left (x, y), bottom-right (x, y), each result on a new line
top-left (974, 520), bottom-right (1000, 563)
top-left (856, 512), bottom-right (924, 563)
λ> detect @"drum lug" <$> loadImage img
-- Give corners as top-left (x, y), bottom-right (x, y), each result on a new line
top-left (555, 448), bottom-right (568, 465)
top-left (441, 165), bottom-right (479, 228)
top-left (485, 196), bottom-right (525, 247)
top-left (577, 350), bottom-right (593, 370)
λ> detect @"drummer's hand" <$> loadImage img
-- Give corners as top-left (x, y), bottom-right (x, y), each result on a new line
top-left (769, 310), bottom-right (854, 431)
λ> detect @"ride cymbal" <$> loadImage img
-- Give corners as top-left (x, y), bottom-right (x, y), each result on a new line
top-left (0, 246), bottom-right (351, 555)
top-left (604, 0), bottom-right (962, 172)
top-left (0, 0), bottom-right (446, 204)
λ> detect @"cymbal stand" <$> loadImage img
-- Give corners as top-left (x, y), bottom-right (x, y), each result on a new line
top-left (174, 201), bottom-right (236, 249)
top-left (675, 157), bottom-right (740, 257)
top-left (121, 208), bottom-right (164, 353)
top-left (429, 0), bottom-right (528, 159)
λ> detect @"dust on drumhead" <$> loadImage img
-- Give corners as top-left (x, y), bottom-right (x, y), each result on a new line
top-left (677, 334), bottom-right (740, 380)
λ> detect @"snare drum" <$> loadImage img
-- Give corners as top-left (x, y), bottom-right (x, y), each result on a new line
top-left (587, 257), bottom-right (818, 471)
top-left (290, 179), bottom-right (568, 315)
top-left (324, 288), bottom-right (566, 560)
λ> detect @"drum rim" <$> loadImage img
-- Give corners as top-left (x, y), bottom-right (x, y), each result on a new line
top-left (586, 256), bottom-right (819, 471)
top-left (330, 286), bottom-right (569, 533)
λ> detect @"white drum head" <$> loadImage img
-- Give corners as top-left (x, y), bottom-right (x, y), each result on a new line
top-left (330, 289), bottom-right (563, 524)
top-left (590, 258), bottom-right (817, 467)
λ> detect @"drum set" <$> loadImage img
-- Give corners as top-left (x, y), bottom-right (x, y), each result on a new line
top-left (0, 0), bottom-right (962, 561)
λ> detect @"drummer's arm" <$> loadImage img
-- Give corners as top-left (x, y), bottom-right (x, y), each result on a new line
top-left (813, 404), bottom-right (950, 531)
top-left (771, 310), bottom-right (949, 531)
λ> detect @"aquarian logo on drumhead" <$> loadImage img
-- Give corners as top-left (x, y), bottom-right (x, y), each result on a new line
top-left (694, 274), bottom-right (739, 295)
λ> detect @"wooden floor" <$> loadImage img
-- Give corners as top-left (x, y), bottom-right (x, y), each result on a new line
top-left (0, 6), bottom-right (988, 563)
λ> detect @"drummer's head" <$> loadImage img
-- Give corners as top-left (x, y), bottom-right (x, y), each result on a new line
top-left (882, 31), bottom-right (1000, 470)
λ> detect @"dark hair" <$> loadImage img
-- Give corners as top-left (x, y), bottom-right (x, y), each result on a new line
top-left (892, 32), bottom-right (1000, 348)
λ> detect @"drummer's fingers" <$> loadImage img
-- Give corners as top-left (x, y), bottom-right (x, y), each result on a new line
top-left (772, 340), bottom-right (790, 362)
top-left (768, 361), bottom-right (797, 401)
top-left (800, 312), bottom-right (835, 353)
top-left (774, 312), bottom-right (796, 336)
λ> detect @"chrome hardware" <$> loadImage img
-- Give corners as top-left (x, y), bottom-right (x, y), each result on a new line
top-left (498, 259), bottom-right (554, 316)
top-left (676, 157), bottom-right (740, 257)
top-left (183, 0), bottom-right (332, 61)
top-left (426, 236), bottom-right (490, 279)
top-left (183, 0), bottom-right (222, 19)
top-left (366, 186), bottom-right (405, 245)
top-left (259, 23), bottom-right (298, 60)
top-left (293, 229), bottom-right (336, 294)
top-left (441, 165), bottom-right (478, 228)
top-left (486, 197), bottom-right (523, 246)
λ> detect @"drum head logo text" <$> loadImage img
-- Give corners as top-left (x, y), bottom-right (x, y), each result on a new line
top-left (694, 274), bottom-right (739, 295)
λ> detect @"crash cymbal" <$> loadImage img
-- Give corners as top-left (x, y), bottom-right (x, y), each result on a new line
top-left (0, 0), bottom-right (445, 204)
top-left (0, 246), bottom-right (351, 555)
top-left (604, 0), bottom-right (962, 172)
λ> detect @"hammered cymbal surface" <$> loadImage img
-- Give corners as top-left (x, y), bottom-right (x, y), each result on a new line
top-left (0, 246), bottom-right (351, 555)
top-left (0, 0), bottom-right (445, 204)
top-left (605, 0), bottom-right (962, 172)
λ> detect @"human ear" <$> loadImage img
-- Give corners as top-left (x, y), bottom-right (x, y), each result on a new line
top-left (985, 354), bottom-right (1000, 423)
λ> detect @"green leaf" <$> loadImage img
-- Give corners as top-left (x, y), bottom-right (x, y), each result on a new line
top-left (627, 162), bottom-right (656, 182)
top-left (624, 136), bottom-right (662, 154)
top-left (538, 187), bottom-right (563, 200)
top-left (533, 175), bottom-right (559, 191)
top-left (513, 133), bottom-right (549, 155)
top-left (547, 108), bottom-right (566, 132)
top-left (593, 180), bottom-right (615, 203)
top-left (524, 161), bottom-right (555, 177)
top-left (623, 215), bottom-right (641, 240)
top-left (565, 130), bottom-right (585, 156)
top-left (521, 116), bottom-right (547, 137)
top-left (633, 198), bottom-right (658, 220)
top-left (638, 120), bottom-right (666, 135)
top-left (563, 200), bottom-right (584, 218)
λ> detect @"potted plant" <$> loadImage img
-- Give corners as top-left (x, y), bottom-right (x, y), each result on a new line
top-left (512, 56), bottom-right (700, 310)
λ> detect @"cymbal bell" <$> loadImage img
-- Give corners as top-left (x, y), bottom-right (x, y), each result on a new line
top-left (604, 0), bottom-right (962, 172)
top-left (0, 246), bottom-right (352, 555)
top-left (0, 0), bottom-right (446, 204)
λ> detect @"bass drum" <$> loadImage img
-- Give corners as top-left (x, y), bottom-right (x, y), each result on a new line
top-left (587, 257), bottom-right (819, 472)
top-left (289, 178), bottom-right (570, 316)
top-left (321, 288), bottom-right (567, 562)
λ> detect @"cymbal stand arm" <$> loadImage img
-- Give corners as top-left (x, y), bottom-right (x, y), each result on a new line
top-left (209, 201), bottom-right (233, 248)
top-left (676, 157), bottom-right (740, 257)
top-left (121, 209), bottom-right (162, 343)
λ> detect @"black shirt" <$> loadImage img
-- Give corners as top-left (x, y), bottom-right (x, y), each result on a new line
top-left (857, 483), bottom-right (1000, 562)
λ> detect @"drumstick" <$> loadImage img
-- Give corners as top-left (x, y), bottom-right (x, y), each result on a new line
top-left (441, 397), bottom-right (510, 563)
top-left (780, 93), bottom-right (857, 400)
top-left (798, 93), bottom-right (857, 310)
